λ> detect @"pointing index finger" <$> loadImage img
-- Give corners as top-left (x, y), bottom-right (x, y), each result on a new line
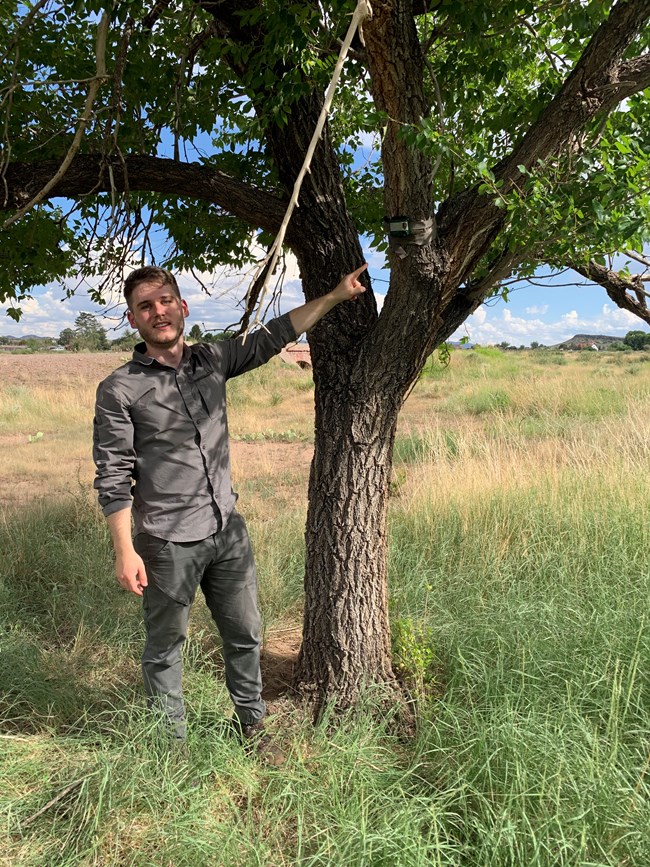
top-left (352, 263), bottom-right (368, 280)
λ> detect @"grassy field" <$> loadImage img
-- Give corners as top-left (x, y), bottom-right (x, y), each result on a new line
top-left (1, 347), bottom-right (650, 865)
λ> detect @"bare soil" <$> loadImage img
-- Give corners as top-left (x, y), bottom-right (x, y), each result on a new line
top-left (261, 625), bottom-right (302, 701)
top-left (0, 351), bottom-right (313, 506)
top-left (0, 350), bottom-right (125, 388)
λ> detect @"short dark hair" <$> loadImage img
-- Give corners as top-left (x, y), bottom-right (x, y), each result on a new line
top-left (124, 267), bottom-right (180, 309)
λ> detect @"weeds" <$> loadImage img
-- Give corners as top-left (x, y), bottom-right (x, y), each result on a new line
top-left (2, 350), bottom-right (650, 864)
top-left (232, 429), bottom-right (310, 443)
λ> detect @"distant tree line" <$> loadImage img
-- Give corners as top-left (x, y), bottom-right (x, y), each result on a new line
top-left (55, 316), bottom-right (236, 352)
top-left (2, 316), bottom-right (248, 353)
top-left (610, 331), bottom-right (650, 351)
top-left (187, 324), bottom-right (237, 343)
top-left (496, 331), bottom-right (650, 352)
top-left (8, 318), bottom-right (648, 354)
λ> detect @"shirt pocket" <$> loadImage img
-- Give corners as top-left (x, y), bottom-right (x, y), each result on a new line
top-left (129, 387), bottom-right (157, 421)
top-left (192, 369), bottom-right (225, 419)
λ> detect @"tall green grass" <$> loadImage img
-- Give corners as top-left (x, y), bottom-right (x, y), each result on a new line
top-left (3, 351), bottom-right (650, 864)
top-left (3, 473), bottom-right (650, 864)
top-left (386, 468), bottom-right (650, 865)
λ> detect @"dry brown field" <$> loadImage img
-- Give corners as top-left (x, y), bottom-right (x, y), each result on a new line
top-left (3, 346), bottom-right (650, 516)
top-left (0, 350), bottom-right (317, 510)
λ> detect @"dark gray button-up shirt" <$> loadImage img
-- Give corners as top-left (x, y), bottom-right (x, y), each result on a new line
top-left (93, 313), bottom-right (297, 541)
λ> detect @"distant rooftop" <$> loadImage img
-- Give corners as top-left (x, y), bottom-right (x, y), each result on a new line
top-left (280, 342), bottom-right (312, 370)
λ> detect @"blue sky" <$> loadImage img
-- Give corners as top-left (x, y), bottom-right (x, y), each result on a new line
top-left (2, 246), bottom-right (646, 347)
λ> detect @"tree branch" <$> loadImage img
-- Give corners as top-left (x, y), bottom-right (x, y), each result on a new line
top-left (597, 52), bottom-right (650, 114)
top-left (438, 0), bottom-right (650, 290)
top-left (187, 20), bottom-right (219, 63)
top-left (0, 0), bottom-right (52, 66)
top-left (362, 0), bottom-right (434, 217)
top-left (2, 11), bottom-right (111, 227)
top-left (501, 0), bottom-right (650, 179)
top-left (236, 251), bottom-right (275, 336)
top-left (142, 0), bottom-right (174, 31)
top-left (625, 249), bottom-right (650, 269)
top-left (463, 250), bottom-right (521, 302)
top-left (572, 260), bottom-right (650, 326)
top-left (1, 154), bottom-right (290, 238)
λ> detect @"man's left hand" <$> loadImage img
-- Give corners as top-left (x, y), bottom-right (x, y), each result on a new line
top-left (331, 263), bottom-right (368, 303)
top-left (288, 263), bottom-right (369, 335)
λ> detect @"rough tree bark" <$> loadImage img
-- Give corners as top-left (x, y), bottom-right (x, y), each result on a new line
top-left (261, 92), bottom-right (399, 707)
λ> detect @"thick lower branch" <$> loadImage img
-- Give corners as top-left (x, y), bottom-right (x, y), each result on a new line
top-left (3, 13), bottom-right (111, 229)
top-left (2, 154), bottom-right (289, 238)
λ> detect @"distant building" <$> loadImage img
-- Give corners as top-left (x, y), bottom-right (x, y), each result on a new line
top-left (280, 342), bottom-right (312, 370)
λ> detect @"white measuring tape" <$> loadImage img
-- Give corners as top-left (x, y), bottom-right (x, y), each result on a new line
top-left (242, 0), bottom-right (373, 337)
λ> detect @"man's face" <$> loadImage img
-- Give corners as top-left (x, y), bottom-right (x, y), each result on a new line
top-left (126, 280), bottom-right (189, 350)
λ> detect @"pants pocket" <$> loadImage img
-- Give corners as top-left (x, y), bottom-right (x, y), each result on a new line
top-left (138, 536), bottom-right (207, 606)
top-left (134, 533), bottom-right (170, 560)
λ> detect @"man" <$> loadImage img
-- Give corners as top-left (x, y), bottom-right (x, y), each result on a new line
top-left (93, 263), bottom-right (367, 760)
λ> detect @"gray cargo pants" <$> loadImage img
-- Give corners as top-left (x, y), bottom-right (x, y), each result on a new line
top-left (134, 511), bottom-right (265, 739)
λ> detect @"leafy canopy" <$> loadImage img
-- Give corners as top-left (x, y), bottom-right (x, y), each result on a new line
top-left (0, 0), bottom-right (649, 316)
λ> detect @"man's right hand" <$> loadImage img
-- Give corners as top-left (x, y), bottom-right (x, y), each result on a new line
top-left (115, 551), bottom-right (149, 596)
top-left (107, 508), bottom-right (148, 596)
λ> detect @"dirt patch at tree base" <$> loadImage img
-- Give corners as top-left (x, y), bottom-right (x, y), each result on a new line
top-left (261, 625), bottom-right (302, 701)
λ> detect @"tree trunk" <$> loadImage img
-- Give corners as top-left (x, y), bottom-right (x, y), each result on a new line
top-left (257, 83), bottom-right (415, 710)
top-left (295, 395), bottom-right (398, 709)
top-left (287, 201), bottom-right (402, 712)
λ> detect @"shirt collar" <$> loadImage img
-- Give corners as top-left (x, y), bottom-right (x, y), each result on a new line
top-left (133, 342), bottom-right (154, 366)
top-left (132, 341), bottom-right (193, 368)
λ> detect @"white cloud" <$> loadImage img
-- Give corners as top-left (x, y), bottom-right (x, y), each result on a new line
top-left (0, 242), bottom-right (312, 338)
top-left (355, 130), bottom-right (381, 153)
top-left (5, 242), bottom-right (647, 347)
top-left (0, 290), bottom-right (80, 337)
top-left (472, 306), bottom-right (487, 325)
top-left (364, 248), bottom-right (388, 272)
top-left (453, 300), bottom-right (649, 347)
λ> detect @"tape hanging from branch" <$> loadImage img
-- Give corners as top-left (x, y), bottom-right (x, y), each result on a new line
top-left (241, 0), bottom-right (373, 338)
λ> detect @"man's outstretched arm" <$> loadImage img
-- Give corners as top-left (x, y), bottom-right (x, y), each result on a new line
top-left (289, 264), bottom-right (368, 335)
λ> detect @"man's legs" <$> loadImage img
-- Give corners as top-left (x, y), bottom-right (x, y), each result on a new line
top-left (137, 519), bottom-right (265, 735)
top-left (141, 583), bottom-right (191, 739)
top-left (200, 512), bottom-right (266, 726)
top-left (137, 535), bottom-right (210, 739)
